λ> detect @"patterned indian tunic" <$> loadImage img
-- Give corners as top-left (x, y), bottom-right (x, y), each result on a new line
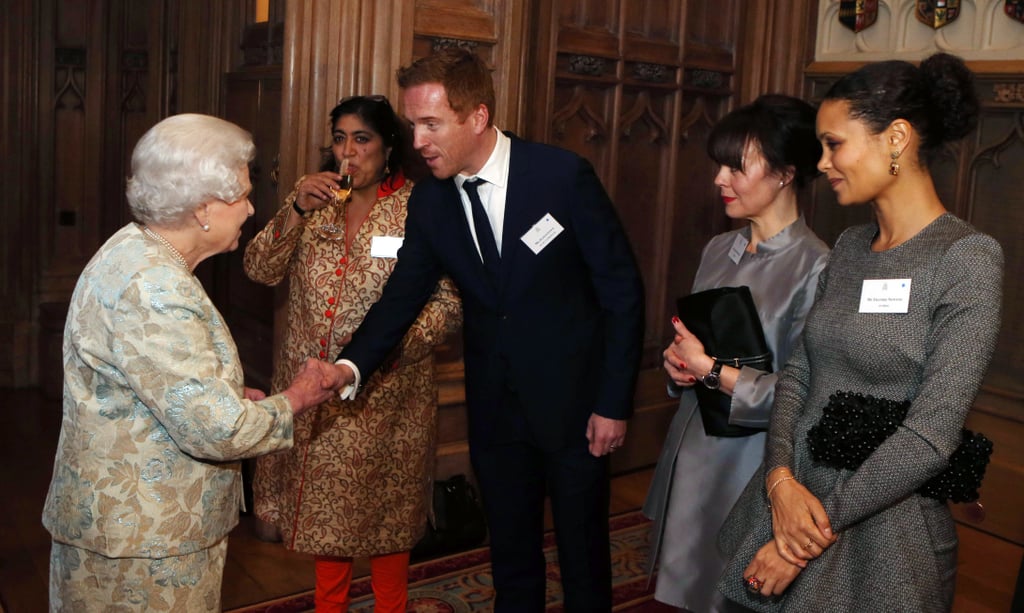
top-left (244, 175), bottom-right (461, 557)
top-left (42, 223), bottom-right (296, 611)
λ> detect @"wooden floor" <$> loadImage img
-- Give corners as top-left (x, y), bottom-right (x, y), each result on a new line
top-left (1, 386), bottom-right (1019, 612)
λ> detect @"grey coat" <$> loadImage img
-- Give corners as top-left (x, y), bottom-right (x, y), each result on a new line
top-left (643, 218), bottom-right (828, 611)
top-left (718, 215), bottom-right (1003, 612)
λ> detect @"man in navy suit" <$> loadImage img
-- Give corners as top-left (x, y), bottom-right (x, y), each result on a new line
top-left (327, 48), bottom-right (644, 611)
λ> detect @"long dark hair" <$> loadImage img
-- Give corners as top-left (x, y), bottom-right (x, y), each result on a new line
top-left (318, 95), bottom-right (428, 182)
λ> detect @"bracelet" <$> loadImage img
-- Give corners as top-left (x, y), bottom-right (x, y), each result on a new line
top-left (766, 475), bottom-right (796, 507)
top-left (292, 201), bottom-right (309, 217)
top-left (766, 465), bottom-right (792, 480)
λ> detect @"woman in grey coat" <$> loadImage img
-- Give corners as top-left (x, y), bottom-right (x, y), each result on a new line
top-left (718, 53), bottom-right (1002, 612)
top-left (643, 95), bottom-right (829, 612)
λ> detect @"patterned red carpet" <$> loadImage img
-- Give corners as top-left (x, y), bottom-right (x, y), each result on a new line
top-left (226, 510), bottom-right (673, 612)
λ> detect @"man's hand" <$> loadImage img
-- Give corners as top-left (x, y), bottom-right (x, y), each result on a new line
top-left (313, 360), bottom-right (354, 392)
top-left (767, 470), bottom-right (836, 565)
top-left (586, 413), bottom-right (627, 457)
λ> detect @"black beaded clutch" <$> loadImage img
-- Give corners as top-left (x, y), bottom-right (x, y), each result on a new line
top-left (807, 391), bottom-right (993, 503)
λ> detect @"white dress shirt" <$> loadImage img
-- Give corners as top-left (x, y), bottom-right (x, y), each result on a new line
top-left (454, 127), bottom-right (512, 258)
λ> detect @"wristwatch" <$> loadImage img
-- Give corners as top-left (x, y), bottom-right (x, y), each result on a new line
top-left (701, 359), bottom-right (724, 390)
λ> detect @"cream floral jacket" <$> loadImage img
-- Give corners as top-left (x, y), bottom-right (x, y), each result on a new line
top-left (42, 223), bottom-right (294, 559)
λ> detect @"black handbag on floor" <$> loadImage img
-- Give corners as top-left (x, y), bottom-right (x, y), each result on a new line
top-left (411, 474), bottom-right (488, 560)
top-left (677, 286), bottom-right (773, 437)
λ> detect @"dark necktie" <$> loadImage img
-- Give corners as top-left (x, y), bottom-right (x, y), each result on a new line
top-left (463, 178), bottom-right (501, 279)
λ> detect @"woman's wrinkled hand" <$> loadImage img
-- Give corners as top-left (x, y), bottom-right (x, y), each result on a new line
top-left (662, 316), bottom-right (712, 387)
top-left (767, 470), bottom-right (836, 566)
top-left (282, 358), bottom-right (336, 415)
top-left (742, 541), bottom-right (803, 598)
top-left (295, 171), bottom-right (344, 213)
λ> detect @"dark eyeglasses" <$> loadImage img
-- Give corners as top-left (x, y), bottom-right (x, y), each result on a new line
top-left (337, 94), bottom-right (389, 105)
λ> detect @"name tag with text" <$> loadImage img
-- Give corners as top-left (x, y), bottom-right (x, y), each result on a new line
top-left (520, 213), bottom-right (564, 254)
top-left (859, 278), bottom-right (912, 313)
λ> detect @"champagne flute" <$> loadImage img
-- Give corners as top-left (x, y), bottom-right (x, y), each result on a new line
top-left (316, 160), bottom-right (353, 241)
top-left (331, 159), bottom-right (354, 205)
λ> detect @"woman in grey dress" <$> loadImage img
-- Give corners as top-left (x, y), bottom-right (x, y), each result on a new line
top-left (643, 95), bottom-right (829, 611)
top-left (718, 53), bottom-right (1002, 612)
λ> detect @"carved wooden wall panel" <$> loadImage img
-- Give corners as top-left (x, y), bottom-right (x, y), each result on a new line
top-left (100, 1), bottom-right (164, 239)
top-left (42, 0), bottom-right (106, 304)
top-left (739, 0), bottom-right (820, 102)
top-left (529, 0), bottom-right (741, 368)
top-left (623, 3), bottom-right (682, 56)
top-left (551, 85), bottom-right (614, 177)
top-left (684, 0), bottom-right (738, 62)
top-left (969, 80), bottom-right (1024, 403)
top-left (33, 0), bottom-right (162, 394)
top-left (616, 89), bottom-right (674, 305)
top-left (0, 0), bottom-right (259, 393)
top-left (1, 0), bottom-right (42, 386)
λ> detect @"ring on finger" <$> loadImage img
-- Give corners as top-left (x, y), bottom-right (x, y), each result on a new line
top-left (803, 540), bottom-right (814, 550)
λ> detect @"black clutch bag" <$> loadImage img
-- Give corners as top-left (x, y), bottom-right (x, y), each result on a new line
top-left (807, 391), bottom-right (994, 503)
top-left (676, 286), bottom-right (773, 438)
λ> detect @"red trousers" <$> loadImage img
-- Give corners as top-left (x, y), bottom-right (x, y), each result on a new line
top-left (314, 551), bottom-right (410, 612)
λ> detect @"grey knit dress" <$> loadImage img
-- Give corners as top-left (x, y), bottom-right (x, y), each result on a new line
top-left (717, 214), bottom-right (1003, 612)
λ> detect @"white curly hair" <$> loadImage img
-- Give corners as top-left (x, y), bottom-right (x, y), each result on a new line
top-left (126, 113), bottom-right (255, 227)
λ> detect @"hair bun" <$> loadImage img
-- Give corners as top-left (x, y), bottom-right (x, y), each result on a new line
top-left (919, 53), bottom-right (979, 145)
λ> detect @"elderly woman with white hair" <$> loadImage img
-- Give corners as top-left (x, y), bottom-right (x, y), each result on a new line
top-left (41, 113), bottom-right (335, 611)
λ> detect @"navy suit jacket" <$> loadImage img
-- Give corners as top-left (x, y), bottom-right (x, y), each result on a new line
top-left (339, 136), bottom-right (644, 450)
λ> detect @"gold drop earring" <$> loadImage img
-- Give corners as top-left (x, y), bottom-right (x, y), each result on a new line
top-left (889, 150), bottom-right (902, 176)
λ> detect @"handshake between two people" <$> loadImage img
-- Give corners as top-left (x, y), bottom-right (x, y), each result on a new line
top-left (280, 358), bottom-right (356, 416)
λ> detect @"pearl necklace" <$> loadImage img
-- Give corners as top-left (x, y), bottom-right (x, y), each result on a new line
top-left (142, 226), bottom-right (189, 269)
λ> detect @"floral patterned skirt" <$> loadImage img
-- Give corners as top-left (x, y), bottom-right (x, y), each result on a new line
top-left (48, 537), bottom-right (227, 612)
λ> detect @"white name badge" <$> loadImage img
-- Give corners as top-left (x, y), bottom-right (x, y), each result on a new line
top-left (520, 213), bottom-right (564, 254)
top-left (370, 235), bottom-right (403, 258)
top-left (728, 234), bottom-right (749, 264)
top-left (859, 278), bottom-right (912, 313)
